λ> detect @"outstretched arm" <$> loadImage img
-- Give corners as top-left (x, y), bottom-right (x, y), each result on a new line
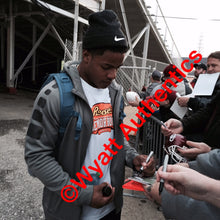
top-left (157, 164), bottom-right (220, 208)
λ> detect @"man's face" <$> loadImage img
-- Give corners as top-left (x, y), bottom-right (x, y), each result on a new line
top-left (194, 67), bottom-right (205, 77)
top-left (80, 50), bottom-right (124, 88)
top-left (207, 57), bottom-right (220, 74)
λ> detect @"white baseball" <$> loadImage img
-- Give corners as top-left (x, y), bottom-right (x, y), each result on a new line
top-left (126, 91), bottom-right (140, 103)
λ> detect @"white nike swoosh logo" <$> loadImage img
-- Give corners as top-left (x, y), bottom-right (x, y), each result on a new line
top-left (114, 36), bottom-right (125, 42)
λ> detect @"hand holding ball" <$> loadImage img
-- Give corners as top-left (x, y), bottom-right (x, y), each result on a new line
top-left (126, 91), bottom-right (140, 107)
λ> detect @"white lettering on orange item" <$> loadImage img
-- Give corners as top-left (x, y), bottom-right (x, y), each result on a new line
top-left (91, 103), bottom-right (114, 135)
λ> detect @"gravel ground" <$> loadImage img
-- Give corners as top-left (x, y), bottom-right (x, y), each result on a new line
top-left (0, 120), bottom-right (44, 219)
top-left (0, 90), bottom-right (164, 220)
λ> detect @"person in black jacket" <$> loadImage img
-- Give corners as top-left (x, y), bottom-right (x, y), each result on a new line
top-left (178, 51), bottom-right (220, 113)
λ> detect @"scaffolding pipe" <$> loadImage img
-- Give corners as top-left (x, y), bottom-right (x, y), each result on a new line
top-left (141, 23), bottom-right (150, 86)
top-left (119, 0), bottom-right (140, 89)
top-left (50, 25), bottom-right (72, 60)
top-left (6, 0), bottom-right (15, 88)
top-left (32, 24), bottom-right (36, 81)
top-left (72, 0), bottom-right (79, 60)
top-left (1, 25), bottom-right (4, 69)
top-left (12, 22), bottom-right (52, 83)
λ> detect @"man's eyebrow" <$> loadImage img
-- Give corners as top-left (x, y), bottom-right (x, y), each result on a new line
top-left (103, 63), bottom-right (123, 68)
top-left (103, 64), bottom-right (114, 68)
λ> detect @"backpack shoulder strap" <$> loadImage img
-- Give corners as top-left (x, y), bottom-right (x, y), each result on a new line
top-left (54, 72), bottom-right (82, 141)
top-left (42, 72), bottom-right (82, 142)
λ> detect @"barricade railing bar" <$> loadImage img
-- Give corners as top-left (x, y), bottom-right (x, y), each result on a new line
top-left (135, 114), bottom-right (166, 167)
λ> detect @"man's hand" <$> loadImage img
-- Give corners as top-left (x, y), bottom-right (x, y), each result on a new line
top-left (128, 96), bottom-right (140, 107)
top-left (161, 119), bottom-right (183, 136)
top-left (177, 141), bottom-right (211, 160)
top-left (133, 155), bottom-right (156, 177)
top-left (143, 182), bottom-right (161, 205)
top-left (177, 97), bottom-right (189, 107)
top-left (90, 182), bottom-right (115, 208)
top-left (157, 164), bottom-right (211, 199)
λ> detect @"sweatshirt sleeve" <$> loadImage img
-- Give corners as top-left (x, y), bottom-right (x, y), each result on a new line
top-left (189, 149), bottom-right (220, 179)
top-left (123, 137), bottom-right (139, 168)
top-left (161, 190), bottom-right (220, 220)
top-left (24, 81), bottom-right (93, 206)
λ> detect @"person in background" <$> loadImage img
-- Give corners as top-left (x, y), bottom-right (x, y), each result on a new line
top-left (178, 51), bottom-right (220, 113)
top-left (151, 64), bottom-right (192, 97)
top-left (190, 63), bottom-right (207, 88)
top-left (140, 70), bottom-right (161, 99)
top-left (25, 10), bottom-right (155, 220)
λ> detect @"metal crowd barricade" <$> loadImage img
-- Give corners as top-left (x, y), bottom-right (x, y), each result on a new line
top-left (135, 114), bottom-right (166, 167)
top-left (123, 114), bottom-right (166, 199)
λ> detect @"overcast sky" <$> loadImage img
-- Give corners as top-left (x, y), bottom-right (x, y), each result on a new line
top-left (146, 0), bottom-right (220, 58)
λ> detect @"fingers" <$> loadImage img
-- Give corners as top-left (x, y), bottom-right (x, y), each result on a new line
top-left (159, 164), bottom-right (187, 174)
top-left (161, 127), bottom-right (172, 136)
top-left (177, 97), bottom-right (189, 107)
top-left (133, 154), bottom-right (156, 177)
top-left (143, 185), bottom-right (154, 201)
top-left (128, 97), bottom-right (140, 107)
top-left (186, 140), bottom-right (200, 148)
top-left (161, 119), bottom-right (177, 136)
top-left (90, 182), bottom-right (115, 208)
top-left (186, 140), bottom-right (208, 149)
top-left (157, 165), bottom-right (188, 196)
top-left (158, 170), bottom-right (181, 181)
top-left (164, 182), bottom-right (181, 195)
top-left (142, 158), bottom-right (156, 176)
top-left (156, 164), bottom-right (178, 182)
top-left (177, 147), bottom-right (199, 159)
top-left (161, 124), bottom-right (173, 136)
top-left (181, 141), bottom-right (211, 158)
top-left (163, 119), bottom-right (173, 128)
top-left (135, 96), bottom-right (140, 102)
top-left (177, 162), bottom-right (189, 168)
top-left (101, 182), bottom-right (115, 200)
top-left (128, 101), bottom-right (138, 107)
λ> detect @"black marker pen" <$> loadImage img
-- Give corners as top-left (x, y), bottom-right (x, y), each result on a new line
top-left (159, 154), bottom-right (169, 195)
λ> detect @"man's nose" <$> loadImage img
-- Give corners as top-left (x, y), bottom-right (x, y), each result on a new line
top-left (107, 69), bottom-right (117, 79)
top-left (207, 66), bottom-right (213, 73)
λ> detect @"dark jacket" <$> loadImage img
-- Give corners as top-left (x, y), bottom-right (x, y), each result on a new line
top-left (182, 91), bottom-right (220, 149)
top-left (139, 82), bottom-right (161, 100)
top-left (188, 79), bottom-right (220, 113)
top-left (25, 62), bottom-right (138, 219)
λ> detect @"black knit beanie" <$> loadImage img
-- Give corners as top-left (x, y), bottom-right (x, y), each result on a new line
top-left (83, 10), bottom-right (128, 50)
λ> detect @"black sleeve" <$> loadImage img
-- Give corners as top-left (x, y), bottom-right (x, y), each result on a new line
top-left (187, 97), bottom-right (211, 112)
top-left (182, 94), bottom-right (218, 134)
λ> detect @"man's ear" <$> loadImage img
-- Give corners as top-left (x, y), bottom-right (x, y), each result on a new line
top-left (82, 50), bottom-right (91, 64)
